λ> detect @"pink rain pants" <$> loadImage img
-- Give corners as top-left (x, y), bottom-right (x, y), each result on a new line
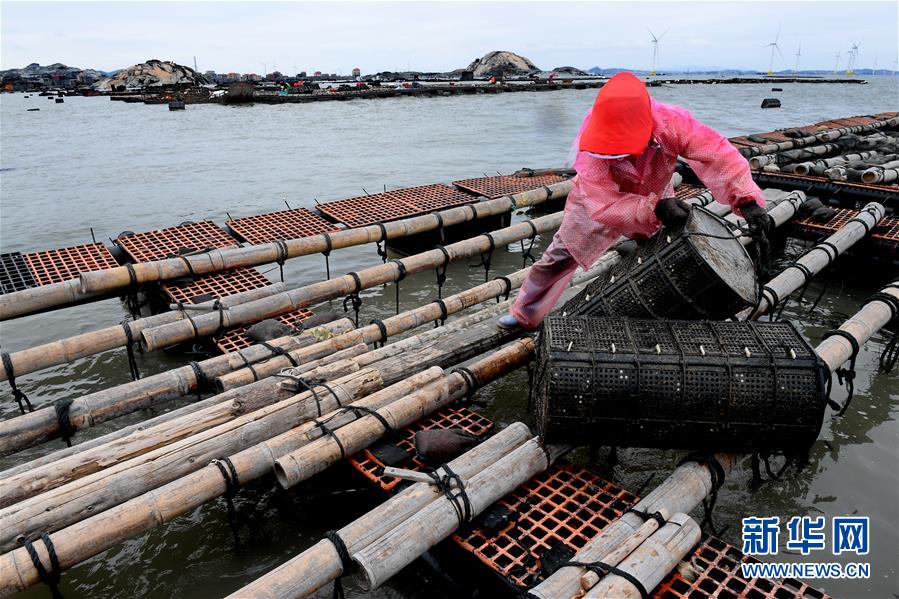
top-left (510, 99), bottom-right (766, 329)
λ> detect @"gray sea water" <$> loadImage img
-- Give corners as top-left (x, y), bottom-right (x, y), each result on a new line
top-left (1, 77), bottom-right (897, 598)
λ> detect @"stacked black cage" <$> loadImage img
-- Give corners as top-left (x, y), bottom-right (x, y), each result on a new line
top-left (533, 316), bottom-right (829, 452)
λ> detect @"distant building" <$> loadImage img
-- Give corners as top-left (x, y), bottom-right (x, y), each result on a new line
top-left (313, 71), bottom-right (322, 77)
top-left (222, 72), bottom-right (240, 83)
top-left (241, 73), bottom-right (262, 82)
top-left (297, 71), bottom-right (307, 78)
top-left (204, 70), bottom-right (218, 83)
top-left (352, 67), bottom-right (361, 78)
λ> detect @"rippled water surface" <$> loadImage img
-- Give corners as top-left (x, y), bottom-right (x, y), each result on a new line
top-left (1, 77), bottom-right (897, 598)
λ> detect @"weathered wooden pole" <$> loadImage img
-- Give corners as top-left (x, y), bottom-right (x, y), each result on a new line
top-left (582, 514), bottom-right (701, 599)
top-left (0, 341), bottom-right (536, 595)
top-left (861, 159), bottom-right (899, 183)
top-left (0, 283), bottom-right (287, 382)
top-left (750, 202), bottom-right (885, 318)
top-left (140, 212), bottom-right (564, 351)
top-left (0, 319), bottom-right (355, 455)
top-left (225, 423), bottom-right (534, 599)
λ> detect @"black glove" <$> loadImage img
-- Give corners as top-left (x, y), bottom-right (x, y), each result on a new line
top-left (740, 201), bottom-right (772, 235)
top-left (654, 197), bottom-right (691, 229)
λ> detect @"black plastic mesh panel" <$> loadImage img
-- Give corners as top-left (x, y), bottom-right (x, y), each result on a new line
top-left (0, 252), bottom-right (37, 294)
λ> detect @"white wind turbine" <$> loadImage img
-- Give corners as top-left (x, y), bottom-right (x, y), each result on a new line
top-left (764, 26), bottom-right (783, 75)
top-left (649, 28), bottom-right (668, 76)
top-left (846, 41), bottom-right (861, 75)
top-left (794, 42), bottom-right (802, 72)
top-left (834, 52), bottom-right (841, 74)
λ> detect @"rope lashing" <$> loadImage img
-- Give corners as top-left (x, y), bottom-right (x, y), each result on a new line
top-left (174, 301), bottom-right (202, 340)
top-left (121, 320), bottom-right (141, 381)
top-left (2, 351), bottom-right (33, 414)
top-left (324, 530), bottom-right (351, 599)
top-left (275, 375), bottom-right (341, 416)
top-left (389, 259), bottom-right (407, 315)
top-left (452, 366), bottom-right (480, 399)
top-left (433, 298), bottom-right (449, 329)
top-left (470, 233), bottom-right (496, 282)
top-left (677, 452), bottom-right (726, 536)
top-left (340, 405), bottom-right (395, 438)
top-left (520, 219), bottom-right (539, 268)
top-left (493, 276), bottom-right (513, 304)
top-left (322, 232), bottom-right (333, 280)
top-left (625, 508), bottom-right (673, 528)
top-left (755, 285), bottom-right (781, 321)
top-left (53, 398), bottom-right (75, 447)
top-left (434, 245), bottom-right (450, 300)
top-left (822, 329), bottom-right (860, 416)
top-left (427, 463), bottom-right (473, 526)
top-left (210, 456), bottom-right (243, 548)
top-left (370, 319), bottom-right (388, 348)
top-left (258, 342), bottom-right (299, 367)
top-left (189, 361), bottom-right (209, 401)
top-left (212, 300), bottom-right (226, 338)
top-left (234, 350), bottom-right (261, 382)
top-left (552, 560), bottom-right (648, 599)
top-left (434, 212), bottom-right (446, 245)
top-left (22, 533), bottom-right (64, 599)
top-left (342, 272), bottom-right (364, 327)
top-left (123, 262), bottom-right (141, 317)
top-left (273, 239), bottom-right (289, 283)
top-left (374, 222), bottom-right (388, 263)
top-left (771, 262), bottom-right (814, 321)
top-left (868, 289), bottom-right (899, 373)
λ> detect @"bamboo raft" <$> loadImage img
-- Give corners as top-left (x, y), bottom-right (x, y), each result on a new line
top-left (1, 113), bottom-right (898, 598)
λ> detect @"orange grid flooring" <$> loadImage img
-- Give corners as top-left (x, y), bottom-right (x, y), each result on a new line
top-left (116, 220), bottom-right (237, 263)
top-left (226, 208), bottom-right (339, 245)
top-left (316, 184), bottom-right (477, 228)
top-left (214, 306), bottom-right (314, 354)
top-left (675, 184), bottom-right (711, 202)
top-left (161, 267), bottom-right (275, 305)
top-left (23, 242), bottom-right (120, 286)
top-left (790, 207), bottom-right (899, 251)
top-left (452, 174), bottom-right (567, 199)
top-left (347, 405), bottom-right (494, 493)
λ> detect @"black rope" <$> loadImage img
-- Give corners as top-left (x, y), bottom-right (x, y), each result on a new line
top-left (177, 302), bottom-right (201, 340)
top-left (677, 453), bottom-right (726, 535)
top-left (520, 220), bottom-right (539, 268)
top-left (273, 239), bottom-right (289, 283)
top-left (325, 530), bottom-right (351, 599)
top-left (822, 329), bottom-right (860, 416)
top-left (123, 263), bottom-right (141, 317)
top-left (375, 222), bottom-right (388, 263)
top-left (211, 456), bottom-right (243, 548)
top-left (313, 414), bottom-right (348, 459)
top-left (54, 398), bottom-right (75, 447)
top-left (259, 342), bottom-right (299, 367)
top-left (452, 366), bottom-right (480, 398)
top-left (121, 322), bottom-right (141, 381)
top-left (493, 276), bottom-right (513, 304)
top-left (625, 508), bottom-right (672, 528)
top-left (433, 298), bottom-right (449, 329)
top-left (389, 259), bottom-right (407, 315)
top-left (235, 350), bottom-right (260, 382)
top-left (322, 232), bottom-right (333, 280)
top-left (176, 254), bottom-right (196, 277)
top-left (761, 285), bottom-right (781, 322)
top-left (434, 212), bottom-right (446, 245)
top-left (341, 405), bottom-right (395, 437)
top-left (867, 291), bottom-right (899, 373)
top-left (342, 272), bottom-right (364, 327)
top-left (370, 319), bottom-right (388, 348)
top-left (470, 233), bottom-right (496, 282)
top-left (427, 463), bottom-right (473, 526)
top-left (553, 560), bottom-right (648, 599)
top-left (2, 352), bottom-right (33, 414)
top-left (212, 299), bottom-right (226, 338)
top-left (284, 378), bottom-right (341, 417)
top-left (189, 361), bottom-right (208, 401)
top-left (434, 245), bottom-right (450, 300)
top-left (22, 533), bottom-right (64, 599)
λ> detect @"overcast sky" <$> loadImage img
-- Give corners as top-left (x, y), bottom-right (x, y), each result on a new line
top-left (2, 1), bottom-right (896, 74)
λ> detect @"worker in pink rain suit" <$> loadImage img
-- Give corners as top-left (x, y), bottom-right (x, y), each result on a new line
top-left (499, 71), bottom-right (770, 330)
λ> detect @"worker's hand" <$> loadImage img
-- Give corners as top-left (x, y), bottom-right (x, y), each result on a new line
top-left (740, 201), bottom-right (772, 235)
top-left (654, 197), bottom-right (691, 230)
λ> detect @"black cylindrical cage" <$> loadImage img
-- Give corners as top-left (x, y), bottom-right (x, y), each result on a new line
top-left (561, 207), bottom-right (758, 321)
top-left (532, 316), bottom-right (829, 452)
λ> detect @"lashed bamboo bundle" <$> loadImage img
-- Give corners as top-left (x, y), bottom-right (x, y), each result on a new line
top-left (861, 159), bottom-right (899, 183)
top-left (737, 117), bottom-right (899, 157)
top-left (581, 514), bottom-right (701, 599)
top-left (748, 142), bottom-right (843, 169)
top-left (140, 212), bottom-right (564, 351)
top-left (788, 150), bottom-right (880, 176)
top-left (749, 202), bottom-right (885, 318)
top-left (0, 339), bottom-right (535, 595)
top-left (226, 423), bottom-right (535, 599)
top-left (0, 318), bottom-right (355, 454)
top-left (0, 181), bottom-right (572, 322)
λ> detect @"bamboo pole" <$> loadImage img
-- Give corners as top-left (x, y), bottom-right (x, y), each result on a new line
top-left (141, 212), bottom-right (564, 351)
top-left (0, 344), bottom-right (370, 508)
top-left (789, 150), bottom-right (880, 176)
top-left (0, 319), bottom-right (355, 455)
top-left (737, 117), bottom-right (899, 157)
top-left (0, 283), bottom-right (287, 382)
top-left (0, 340), bottom-right (536, 595)
top-left (226, 423), bottom-right (534, 599)
top-left (582, 514), bottom-right (701, 599)
top-left (748, 143), bottom-right (843, 169)
top-left (528, 454), bottom-right (739, 599)
top-left (861, 160), bottom-right (899, 183)
top-left (749, 202), bottom-right (885, 318)
top-left (352, 435), bottom-right (553, 591)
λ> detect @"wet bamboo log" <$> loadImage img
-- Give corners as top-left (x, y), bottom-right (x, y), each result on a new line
top-left (352, 435), bottom-right (555, 591)
top-left (0, 344), bottom-right (371, 508)
top-left (582, 514), bottom-right (701, 599)
top-left (748, 143), bottom-right (843, 169)
top-left (737, 117), bottom-right (899, 157)
top-left (0, 340), bottom-right (536, 595)
top-left (141, 212), bottom-right (564, 351)
top-left (512, 167), bottom-right (576, 178)
top-left (749, 202), bottom-right (884, 318)
top-left (0, 283), bottom-right (286, 383)
top-left (577, 509), bottom-right (671, 592)
top-left (0, 319), bottom-right (355, 455)
top-left (861, 160), bottom-right (899, 183)
top-left (528, 454), bottom-right (739, 599)
top-left (226, 423), bottom-right (534, 599)
top-left (789, 150), bottom-right (880, 176)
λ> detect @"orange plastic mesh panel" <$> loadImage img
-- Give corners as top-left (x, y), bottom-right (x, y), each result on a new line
top-left (116, 221), bottom-right (237, 263)
top-left (388, 183), bottom-right (478, 213)
top-left (674, 184), bottom-right (709, 201)
top-left (23, 243), bottom-right (119, 286)
top-left (655, 534), bottom-right (832, 599)
top-left (227, 208), bottom-right (339, 245)
top-left (453, 174), bottom-right (567, 199)
top-left (316, 192), bottom-right (422, 228)
top-left (790, 207), bottom-right (857, 237)
top-left (873, 215), bottom-right (899, 244)
top-left (213, 307), bottom-right (314, 354)
top-left (161, 267), bottom-right (273, 305)
top-left (347, 406), bottom-right (494, 493)
top-left (453, 464), bottom-right (638, 588)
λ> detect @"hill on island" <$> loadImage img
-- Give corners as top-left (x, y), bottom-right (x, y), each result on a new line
top-left (95, 59), bottom-right (207, 91)
top-left (465, 51), bottom-right (540, 77)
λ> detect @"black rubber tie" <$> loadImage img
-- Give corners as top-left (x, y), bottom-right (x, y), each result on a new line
top-left (555, 560), bottom-right (648, 599)
top-left (259, 342), bottom-right (299, 367)
top-left (677, 452), bottom-right (726, 535)
top-left (493, 276), bottom-right (513, 303)
top-left (121, 322), bottom-right (141, 381)
top-left (322, 232), bottom-right (333, 280)
top-left (389, 260), bottom-right (407, 315)
top-left (822, 329), bottom-right (860, 416)
top-left (452, 366), bottom-right (480, 397)
top-left (427, 463), bottom-right (472, 526)
top-left (370, 319), bottom-right (388, 348)
top-left (22, 533), bottom-right (64, 599)
top-left (211, 456), bottom-right (243, 547)
top-left (434, 245), bottom-right (450, 299)
top-left (433, 298), bottom-right (449, 328)
top-left (847, 216), bottom-right (872, 235)
top-left (434, 211), bottom-right (446, 245)
top-left (177, 254), bottom-right (196, 277)
top-left (314, 417), bottom-right (348, 459)
top-left (325, 530), bottom-right (351, 599)
top-left (2, 351), bottom-right (33, 414)
top-left (212, 300), bottom-right (226, 338)
top-left (235, 350), bottom-right (260, 382)
top-left (375, 222), bottom-right (388, 263)
top-left (54, 398), bottom-right (75, 447)
top-left (274, 239), bottom-right (288, 282)
top-left (189, 361), bottom-right (208, 401)
top-left (342, 405), bottom-right (394, 437)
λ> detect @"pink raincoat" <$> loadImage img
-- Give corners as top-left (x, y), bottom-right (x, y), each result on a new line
top-left (510, 99), bottom-right (766, 329)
